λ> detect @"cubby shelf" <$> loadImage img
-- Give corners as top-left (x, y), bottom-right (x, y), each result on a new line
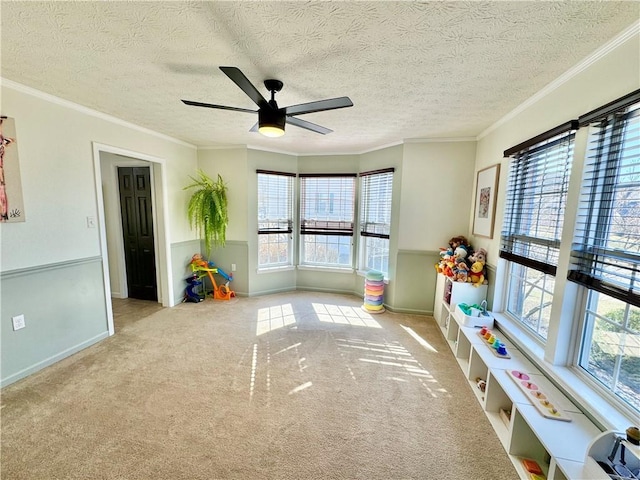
top-left (432, 272), bottom-right (607, 480)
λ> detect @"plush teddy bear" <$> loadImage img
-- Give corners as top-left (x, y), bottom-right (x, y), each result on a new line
top-left (455, 262), bottom-right (469, 283)
top-left (469, 261), bottom-right (486, 287)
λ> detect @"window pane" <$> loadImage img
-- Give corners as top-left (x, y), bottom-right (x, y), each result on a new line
top-left (300, 175), bottom-right (355, 267)
top-left (257, 172), bottom-right (293, 268)
top-left (506, 263), bottom-right (553, 340)
top-left (258, 233), bottom-right (291, 267)
top-left (359, 171), bottom-right (393, 276)
top-left (580, 292), bottom-right (640, 412)
top-left (363, 236), bottom-right (389, 274)
top-left (302, 235), bottom-right (352, 267)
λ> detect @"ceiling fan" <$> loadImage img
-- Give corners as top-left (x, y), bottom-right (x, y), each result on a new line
top-left (182, 66), bottom-right (353, 137)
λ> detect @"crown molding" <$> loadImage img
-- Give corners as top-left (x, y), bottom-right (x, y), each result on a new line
top-left (1, 78), bottom-right (197, 149)
top-left (404, 137), bottom-right (476, 144)
top-left (198, 144), bottom-right (247, 151)
top-left (477, 20), bottom-right (640, 140)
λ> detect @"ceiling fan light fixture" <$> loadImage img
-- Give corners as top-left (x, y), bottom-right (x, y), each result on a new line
top-left (258, 108), bottom-right (286, 137)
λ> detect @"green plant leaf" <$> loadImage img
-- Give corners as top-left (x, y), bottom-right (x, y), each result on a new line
top-left (184, 170), bottom-right (229, 253)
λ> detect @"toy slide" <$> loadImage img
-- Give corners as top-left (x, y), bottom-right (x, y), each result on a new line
top-left (208, 261), bottom-right (233, 283)
top-left (188, 254), bottom-right (235, 301)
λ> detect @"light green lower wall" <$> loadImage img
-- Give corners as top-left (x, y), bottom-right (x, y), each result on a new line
top-left (296, 269), bottom-right (361, 296)
top-left (182, 242), bottom-right (438, 313)
top-left (386, 250), bottom-right (440, 314)
top-left (1, 257), bottom-right (109, 387)
top-left (171, 239), bottom-right (203, 305)
top-left (206, 240), bottom-right (249, 296)
top-left (250, 267), bottom-right (297, 296)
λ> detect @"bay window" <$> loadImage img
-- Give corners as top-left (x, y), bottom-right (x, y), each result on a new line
top-left (359, 168), bottom-right (394, 276)
top-left (257, 170), bottom-right (295, 269)
top-left (299, 174), bottom-right (356, 268)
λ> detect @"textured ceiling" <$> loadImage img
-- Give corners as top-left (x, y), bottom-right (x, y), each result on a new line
top-left (1, 1), bottom-right (638, 154)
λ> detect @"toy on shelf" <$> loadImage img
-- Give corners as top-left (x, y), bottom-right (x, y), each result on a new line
top-left (435, 235), bottom-right (488, 286)
top-left (477, 326), bottom-right (510, 358)
top-left (508, 370), bottom-right (572, 422)
top-left (188, 254), bottom-right (236, 301)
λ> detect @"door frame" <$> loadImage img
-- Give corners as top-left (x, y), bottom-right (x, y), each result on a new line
top-left (92, 142), bottom-right (174, 335)
top-left (114, 163), bottom-right (158, 300)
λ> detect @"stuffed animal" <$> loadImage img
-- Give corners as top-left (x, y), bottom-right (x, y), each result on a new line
top-left (449, 236), bottom-right (469, 251)
top-left (455, 262), bottom-right (469, 283)
top-left (442, 260), bottom-right (455, 278)
top-left (454, 245), bottom-right (469, 263)
top-left (469, 247), bottom-right (487, 265)
top-left (469, 261), bottom-right (486, 286)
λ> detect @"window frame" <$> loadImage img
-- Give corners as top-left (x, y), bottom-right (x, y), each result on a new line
top-left (256, 170), bottom-right (296, 270)
top-left (358, 168), bottom-right (394, 276)
top-left (500, 121), bottom-right (578, 341)
top-left (567, 90), bottom-right (640, 415)
top-left (298, 173), bottom-right (357, 269)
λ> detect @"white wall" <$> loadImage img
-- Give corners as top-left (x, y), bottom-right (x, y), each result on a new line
top-left (472, 31), bottom-right (640, 264)
top-left (196, 148), bottom-right (249, 244)
top-left (398, 141), bottom-right (477, 250)
top-left (0, 81), bottom-right (198, 385)
top-left (0, 83), bottom-right (198, 272)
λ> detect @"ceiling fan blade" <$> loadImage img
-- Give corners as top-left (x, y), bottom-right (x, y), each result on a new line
top-left (285, 97), bottom-right (353, 116)
top-left (219, 66), bottom-right (269, 110)
top-left (181, 99), bottom-right (256, 114)
top-left (286, 116), bottom-right (332, 135)
top-left (249, 122), bottom-right (259, 132)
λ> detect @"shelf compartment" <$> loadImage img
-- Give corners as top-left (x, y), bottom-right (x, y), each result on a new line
top-left (553, 457), bottom-right (610, 480)
top-left (509, 406), bottom-right (551, 478)
top-left (514, 404), bottom-right (602, 463)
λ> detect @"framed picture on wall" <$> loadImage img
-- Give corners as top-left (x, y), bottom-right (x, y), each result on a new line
top-left (473, 163), bottom-right (500, 238)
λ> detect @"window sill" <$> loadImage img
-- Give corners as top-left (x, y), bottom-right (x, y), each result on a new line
top-left (257, 265), bottom-right (295, 274)
top-left (493, 311), bottom-right (637, 433)
top-left (297, 265), bottom-right (355, 274)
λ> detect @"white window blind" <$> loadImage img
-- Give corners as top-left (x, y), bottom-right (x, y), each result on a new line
top-left (257, 170), bottom-right (294, 234)
top-left (360, 168), bottom-right (394, 239)
top-left (569, 90), bottom-right (640, 307)
top-left (257, 170), bottom-right (295, 268)
top-left (500, 121), bottom-right (577, 275)
top-left (299, 174), bottom-right (356, 267)
top-left (299, 174), bottom-right (356, 236)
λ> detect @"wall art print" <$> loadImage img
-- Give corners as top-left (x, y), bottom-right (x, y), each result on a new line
top-left (0, 116), bottom-right (25, 222)
top-left (473, 163), bottom-right (500, 238)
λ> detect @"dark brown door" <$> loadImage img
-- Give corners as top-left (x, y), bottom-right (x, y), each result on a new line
top-left (118, 167), bottom-right (157, 301)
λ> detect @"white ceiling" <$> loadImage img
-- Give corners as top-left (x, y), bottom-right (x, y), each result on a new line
top-left (1, 1), bottom-right (638, 155)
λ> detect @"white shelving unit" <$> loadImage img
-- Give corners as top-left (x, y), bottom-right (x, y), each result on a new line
top-left (584, 430), bottom-right (640, 480)
top-left (433, 272), bottom-right (607, 480)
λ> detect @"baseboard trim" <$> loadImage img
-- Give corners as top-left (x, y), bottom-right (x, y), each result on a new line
top-left (384, 305), bottom-right (432, 315)
top-left (248, 286), bottom-right (297, 297)
top-left (1, 331), bottom-right (109, 388)
top-left (296, 286), bottom-right (360, 296)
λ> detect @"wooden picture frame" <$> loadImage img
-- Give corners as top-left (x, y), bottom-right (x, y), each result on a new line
top-left (473, 163), bottom-right (500, 238)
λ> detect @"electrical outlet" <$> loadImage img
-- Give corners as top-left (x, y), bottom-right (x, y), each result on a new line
top-left (12, 314), bottom-right (26, 331)
top-left (86, 216), bottom-right (96, 228)
top-left (231, 263), bottom-right (237, 272)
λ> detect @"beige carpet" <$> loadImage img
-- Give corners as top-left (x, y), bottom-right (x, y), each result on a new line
top-left (1, 291), bottom-right (517, 480)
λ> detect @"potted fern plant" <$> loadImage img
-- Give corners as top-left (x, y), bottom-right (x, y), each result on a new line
top-left (184, 170), bottom-right (229, 254)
